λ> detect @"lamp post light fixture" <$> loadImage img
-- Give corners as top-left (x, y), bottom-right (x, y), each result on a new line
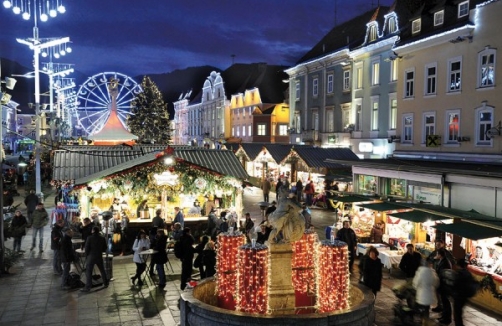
top-left (4, 0), bottom-right (69, 201)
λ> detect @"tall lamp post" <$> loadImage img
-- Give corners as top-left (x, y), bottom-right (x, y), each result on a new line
top-left (0, 64), bottom-right (18, 274)
top-left (3, 0), bottom-right (68, 201)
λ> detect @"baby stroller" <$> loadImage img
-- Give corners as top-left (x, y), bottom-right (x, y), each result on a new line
top-left (393, 281), bottom-right (420, 325)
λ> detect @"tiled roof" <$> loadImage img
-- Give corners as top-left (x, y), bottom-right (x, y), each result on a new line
top-left (291, 147), bottom-right (360, 168)
top-left (72, 149), bottom-right (248, 186)
top-left (239, 143), bottom-right (266, 161)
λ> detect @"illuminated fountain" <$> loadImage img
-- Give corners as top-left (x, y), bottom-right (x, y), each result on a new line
top-left (180, 190), bottom-right (375, 325)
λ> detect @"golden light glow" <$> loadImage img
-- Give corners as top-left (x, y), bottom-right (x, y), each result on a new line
top-left (292, 231), bottom-right (318, 294)
top-left (216, 233), bottom-right (246, 308)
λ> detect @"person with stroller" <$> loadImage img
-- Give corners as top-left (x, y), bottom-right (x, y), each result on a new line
top-left (413, 260), bottom-right (439, 325)
top-left (363, 246), bottom-right (382, 297)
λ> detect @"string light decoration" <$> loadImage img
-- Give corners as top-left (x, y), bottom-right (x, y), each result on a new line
top-left (235, 243), bottom-right (269, 314)
top-left (292, 230), bottom-right (318, 294)
top-left (316, 240), bottom-right (350, 313)
top-left (216, 232), bottom-right (246, 310)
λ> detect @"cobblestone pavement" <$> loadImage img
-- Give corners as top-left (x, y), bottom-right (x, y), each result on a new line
top-left (0, 186), bottom-right (501, 325)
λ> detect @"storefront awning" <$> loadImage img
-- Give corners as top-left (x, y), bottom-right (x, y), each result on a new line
top-left (433, 222), bottom-right (502, 240)
top-left (331, 195), bottom-right (374, 203)
top-left (357, 202), bottom-right (411, 212)
top-left (389, 210), bottom-right (449, 223)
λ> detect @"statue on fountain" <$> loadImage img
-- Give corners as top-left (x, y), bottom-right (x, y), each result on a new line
top-left (267, 186), bottom-right (305, 243)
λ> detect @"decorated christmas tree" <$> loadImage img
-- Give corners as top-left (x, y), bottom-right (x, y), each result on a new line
top-left (127, 76), bottom-right (171, 144)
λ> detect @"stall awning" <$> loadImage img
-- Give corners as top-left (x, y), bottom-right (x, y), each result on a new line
top-left (331, 195), bottom-right (375, 203)
top-left (433, 222), bottom-right (502, 240)
top-left (357, 202), bottom-right (411, 212)
top-left (389, 210), bottom-right (449, 223)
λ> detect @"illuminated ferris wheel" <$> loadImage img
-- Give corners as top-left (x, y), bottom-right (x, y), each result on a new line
top-left (74, 72), bottom-right (142, 136)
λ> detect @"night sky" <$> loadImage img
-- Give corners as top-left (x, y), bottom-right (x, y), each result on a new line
top-left (0, 0), bottom-right (394, 78)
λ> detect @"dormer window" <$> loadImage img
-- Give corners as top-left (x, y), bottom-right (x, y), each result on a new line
top-left (388, 16), bottom-right (397, 34)
top-left (368, 24), bottom-right (378, 42)
top-left (412, 19), bottom-right (421, 34)
top-left (434, 10), bottom-right (444, 26)
top-left (458, 1), bottom-right (469, 18)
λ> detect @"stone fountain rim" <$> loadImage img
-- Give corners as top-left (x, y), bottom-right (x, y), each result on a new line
top-left (181, 280), bottom-right (375, 319)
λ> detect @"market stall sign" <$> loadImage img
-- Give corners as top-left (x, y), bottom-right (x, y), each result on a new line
top-left (433, 221), bottom-right (502, 240)
top-left (153, 171), bottom-right (179, 186)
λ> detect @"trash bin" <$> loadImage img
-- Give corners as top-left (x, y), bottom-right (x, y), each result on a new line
top-left (104, 255), bottom-right (113, 280)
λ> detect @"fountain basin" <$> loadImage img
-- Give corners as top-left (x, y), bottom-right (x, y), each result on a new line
top-left (179, 278), bottom-right (375, 326)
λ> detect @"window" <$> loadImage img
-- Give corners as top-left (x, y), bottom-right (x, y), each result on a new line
top-left (404, 69), bottom-right (415, 98)
top-left (434, 10), bottom-right (444, 26)
top-left (446, 110), bottom-right (460, 142)
top-left (356, 64), bottom-right (363, 89)
top-left (458, 1), bottom-right (469, 18)
top-left (341, 104), bottom-right (351, 131)
top-left (389, 95), bottom-right (397, 130)
top-left (371, 60), bottom-right (380, 86)
top-left (371, 97), bottom-right (379, 131)
top-left (257, 124), bottom-right (266, 136)
top-left (242, 125), bottom-right (246, 137)
top-left (476, 105), bottom-right (493, 145)
top-left (412, 19), bottom-right (421, 34)
top-left (423, 112), bottom-right (435, 143)
top-left (248, 124), bottom-right (252, 136)
top-left (403, 114), bottom-right (413, 143)
top-left (478, 48), bottom-right (496, 88)
top-left (327, 74), bottom-right (334, 93)
top-left (312, 111), bottom-right (319, 131)
top-left (368, 24), bottom-right (377, 42)
top-left (390, 59), bottom-right (398, 82)
top-left (295, 81), bottom-right (300, 100)
top-left (294, 113), bottom-right (301, 133)
top-left (354, 99), bottom-right (362, 131)
top-left (313, 78), bottom-right (319, 97)
top-left (448, 57), bottom-right (462, 92)
top-left (425, 63), bottom-right (437, 95)
top-left (236, 126), bottom-right (240, 137)
top-left (279, 125), bottom-right (288, 136)
top-left (326, 109), bottom-right (334, 132)
top-left (343, 70), bottom-right (351, 91)
top-left (388, 15), bottom-right (397, 33)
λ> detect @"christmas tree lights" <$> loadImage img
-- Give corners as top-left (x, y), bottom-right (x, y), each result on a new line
top-left (292, 231), bottom-right (318, 294)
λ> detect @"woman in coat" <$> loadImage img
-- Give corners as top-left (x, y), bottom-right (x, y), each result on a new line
top-left (11, 210), bottom-right (28, 252)
top-left (131, 230), bottom-right (150, 286)
top-left (202, 241), bottom-right (217, 278)
top-left (152, 229), bottom-right (168, 290)
top-left (193, 236), bottom-right (209, 279)
top-left (363, 246), bottom-right (383, 297)
top-left (413, 260), bottom-right (439, 324)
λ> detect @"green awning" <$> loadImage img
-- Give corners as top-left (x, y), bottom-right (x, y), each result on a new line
top-left (389, 210), bottom-right (449, 223)
top-left (330, 195), bottom-right (374, 203)
top-left (433, 222), bottom-right (502, 240)
top-left (357, 202), bottom-right (411, 212)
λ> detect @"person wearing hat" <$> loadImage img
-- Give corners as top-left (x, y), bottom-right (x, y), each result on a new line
top-left (60, 228), bottom-right (76, 290)
top-left (31, 202), bottom-right (49, 252)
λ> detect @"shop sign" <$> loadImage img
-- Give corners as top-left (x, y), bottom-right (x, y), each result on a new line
top-left (153, 171), bottom-right (179, 186)
top-left (414, 188), bottom-right (441, 205)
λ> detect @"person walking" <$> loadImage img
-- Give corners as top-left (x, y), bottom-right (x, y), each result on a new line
top-left (51, 219), bottom-right (64, 275)
top-left (295, 179), bottom-right (303, 202)
top-left (304, 180), bottom-right (315, 206)
top-left (399, 243), bottom-right (422, 278)
top-left (10, 210), bottom-right (27, 252)
top-left (413, 260), bottom-right (440, 325)
top-left (131, 230), bottom-right (150, 286)
top-left (275, 178), bottom-right (283, 201)
top-left (194, 235), bottom-right (209, 279)
top-left (452, 259), bottom-right (478, 326)
top-left (336, 220), bottom-right (357, 273)
top-left (31, 202), bottom-right (49, 252)
top-left (261, 178), bottom-right (271, 203)
top-left (363, 246), bottom-right (382, 297)
top-left (152, 229), bottom-right (168, 290)
top-left (81, 226), bottom-right (109, 292)
top-left (435, 248), bottom-right (453, 324)
top-left (78, 217), bottom-right (93, 249)
top-left (179, 227), bottom-right (195, 290)
top-left (24, 190), bottom-right (39, 225)
top-left (60, 228), bottom-right (76, 290)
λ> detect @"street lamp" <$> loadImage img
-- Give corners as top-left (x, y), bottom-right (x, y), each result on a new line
top-left (4, 0), bottom-right (69, 201)
top-left (0, 65), bottom-right (17, 274)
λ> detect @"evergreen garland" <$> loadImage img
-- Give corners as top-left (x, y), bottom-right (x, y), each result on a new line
top-left (480, 274), bottom-right (502, 301)
top-left (127, 76), bottom-right (171, 144)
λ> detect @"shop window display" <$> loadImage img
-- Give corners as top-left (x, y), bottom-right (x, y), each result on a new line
top-left (467, 238), bottom-right (502, 275)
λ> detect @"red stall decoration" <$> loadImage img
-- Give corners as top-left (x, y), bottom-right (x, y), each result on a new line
top-left (316, 240), bottom-right (350, 313)
top-left (292, 231), bottom-right (318, 313)
top-left (235, 243), bottom-right (269, 314)
top-left (216, 233), bottom-right (246, 310)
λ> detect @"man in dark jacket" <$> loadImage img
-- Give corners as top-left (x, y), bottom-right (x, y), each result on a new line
top-left (336, 220), bottom-right (358, 273)
top-left (60, 228), bottom-right (76, 290)
top-left (152, 229), bottom-right (168, 290)
top-left (435, 248), bottom-right (453, 324)
top-left (81, 226), bottom-right (108, 292)
top-left (51, 219), bottom-right (64, 275)
top-left (31, 202), bottom-right (48, 252)
top-left (399, 243), bottom-right (422, 278)
top-left (295, 180), bottom-right (303, 202)
top-left (78, 218), bottom-right (93, 248)
top-left (179, 227), bottom-right (194, 290)
top-left (152, 209), bottom-right (165, 229)
top-left (24, 190), bottom-right (39, 224)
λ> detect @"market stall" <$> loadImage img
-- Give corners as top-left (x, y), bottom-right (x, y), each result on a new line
top-left (433, 221), bottom-right (502, 314)
top-left (325, 195), bottom-right (375, 239)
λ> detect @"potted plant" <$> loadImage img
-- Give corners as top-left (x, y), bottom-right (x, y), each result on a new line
top-left (2, 248), bottom-right (23, 273)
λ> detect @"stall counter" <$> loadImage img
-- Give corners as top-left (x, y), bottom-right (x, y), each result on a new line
top-left (468, 265), bottom-right (502, 315)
